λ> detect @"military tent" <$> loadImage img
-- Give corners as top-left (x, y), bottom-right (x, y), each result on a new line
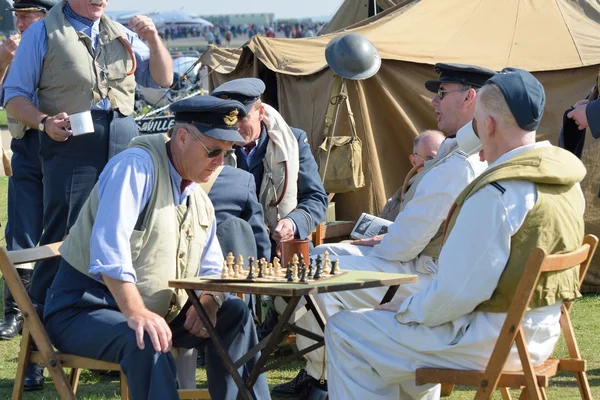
top-left (200, 0), bottom-right (600, 291)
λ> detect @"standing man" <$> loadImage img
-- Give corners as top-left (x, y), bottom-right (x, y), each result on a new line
top-left (273, 64), bottom-right (493, 399)
top-left (211, 78), bottom-right (328, 256)
top-left (3, 0), bottom-right (173, 390)
top-left (43, 96), bottom-right (270, 400)
top-left (325, 68), bottom-right (585, 400)
top-left (0, 0), bottom-right (55, 342)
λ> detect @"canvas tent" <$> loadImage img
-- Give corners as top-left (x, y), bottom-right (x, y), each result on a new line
top-left (318, 0), bottom-right (410, 35)
top-left (200, 0), bottom-right (600, 291)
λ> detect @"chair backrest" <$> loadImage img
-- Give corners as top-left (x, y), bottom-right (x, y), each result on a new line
top-left (477, 234), bottom-right (598, 398)
top-left (0, 242), bottom-right (70, 396)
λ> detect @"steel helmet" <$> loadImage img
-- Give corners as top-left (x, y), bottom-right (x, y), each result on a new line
top-left (324, 33), bottom-right (381, 80)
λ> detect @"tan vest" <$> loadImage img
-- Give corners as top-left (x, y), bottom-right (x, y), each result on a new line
top-left (444, 147), bottom-right (585, 313)
top-left (60, 134), bottom-right (214, 322)
top-left (38, 1), bottom-right (136, 116)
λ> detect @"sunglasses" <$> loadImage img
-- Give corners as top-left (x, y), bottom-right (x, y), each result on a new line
top-left (412, 153), bottom-right (434, 161)
top-left (187, 128), bottom-right (235, 158)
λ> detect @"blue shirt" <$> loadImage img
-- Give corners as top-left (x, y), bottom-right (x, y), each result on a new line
top-left (3, 8), bottom-right (161, 109)
top-left (87, 147), bottom-right (224, 284)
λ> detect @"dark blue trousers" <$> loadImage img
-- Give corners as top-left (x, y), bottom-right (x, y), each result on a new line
top-left (28, 111), bottom-right (139, 309)
top-left (44, 262), bottom-right (270, 400)
top-left (4, 130), bottom-right (43, 253)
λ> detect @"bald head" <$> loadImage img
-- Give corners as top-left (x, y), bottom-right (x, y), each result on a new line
top-left (410, 130), bottom-right (445, 168)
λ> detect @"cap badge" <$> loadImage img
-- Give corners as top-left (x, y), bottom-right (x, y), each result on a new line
top-left (223, 109), bottom-right (239, 126)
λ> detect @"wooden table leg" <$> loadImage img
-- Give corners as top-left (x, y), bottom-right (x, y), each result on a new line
top-left (185, 289), bottom-right (254, 400)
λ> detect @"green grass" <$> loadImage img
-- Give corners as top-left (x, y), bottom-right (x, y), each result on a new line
top-left (0, 109), bottom-right (7, 128)
top-left (0, 175), bottom-right (597, 398)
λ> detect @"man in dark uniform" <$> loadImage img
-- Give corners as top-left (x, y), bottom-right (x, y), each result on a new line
top-left (0, 0), bottom-right (55, 342)
top-left (211, 78), bottom-right (328, 256)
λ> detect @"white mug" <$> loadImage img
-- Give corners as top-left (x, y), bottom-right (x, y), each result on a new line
top-left (69, 110), bottom-right (94, 136)
top-left (456, 120), bottom-right (482, 154)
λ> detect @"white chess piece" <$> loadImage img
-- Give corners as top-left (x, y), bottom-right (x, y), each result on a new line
top-left (221, 261), bottom-right (229, 279)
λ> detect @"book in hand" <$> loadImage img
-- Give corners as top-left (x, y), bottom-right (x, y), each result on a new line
top-left (350, 213), bottom-right (393, 240)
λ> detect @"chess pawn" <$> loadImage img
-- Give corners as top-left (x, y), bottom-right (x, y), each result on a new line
top-left (258, 259), bottom-right (265, 278)
top-left (323, 250), bottom-right (331, 274)
top-left (268, 263), bottom-right (273, 276)
top-left (313, 255), bottom-right (323, 280)
top-left (308, 257), bottom-right (314, 278)
top-left (332, 259), bottom-right (341, 273)
top-left (286, 262), bottom-right (293, 281)
top-left (221, 261), bottom-right (229, 279)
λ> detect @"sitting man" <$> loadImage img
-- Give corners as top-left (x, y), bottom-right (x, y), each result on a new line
top-left (201, 165), bottom-right (271, 262)
top-left (325, 68), bottom-right (585, 399)
top-left (274, 64), bottom-right (492, 399)
top-left (211, 78), bottom-right (328, 257)
top-left (43, 96), bottom-right (269, 400)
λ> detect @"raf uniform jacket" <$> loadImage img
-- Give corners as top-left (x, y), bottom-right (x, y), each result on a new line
top-left (235, 125), bottom-right (328, 241)
top-left (207, 166), bottom-right (272, 261)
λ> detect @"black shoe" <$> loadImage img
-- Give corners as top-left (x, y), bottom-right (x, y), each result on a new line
top-left (257, 307), bottom-right (279, 342)
top-left (24, 363), bottom-right (44, 391)
top-left (271, 369), bottom-right (311, 398)
top-left (298, 378), bottom-right (328, 400)
top-left (0, 312), bottom-right (23, 340)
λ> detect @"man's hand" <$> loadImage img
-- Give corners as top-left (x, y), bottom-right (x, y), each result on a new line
top-left (0, 34), bottom-right (21, 67)
top-left (44, 113), bottom-right (72, 141)
top-left (129, 15), bottom-right (160, 43)
top-left (351, 234), bottom-right (385, 247)
top-left (374, 296), bottom-right (407, 313)
top-left (126, 308), bottom-right (172, 353)
top-left (183, 294), bottom-right (219, 338)
top-left (567, 102), bottom-right (589, 130)
top-left (272, 218), bottom-right (295, 243)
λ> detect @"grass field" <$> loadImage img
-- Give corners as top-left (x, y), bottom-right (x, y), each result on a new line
top-left (0, 176), bottom-right (597, 399)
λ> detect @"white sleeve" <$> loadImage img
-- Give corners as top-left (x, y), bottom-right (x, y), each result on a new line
top-left (395, 180), bottom-right (536, 327)
top-left (370, 155), bottom-right (478, 262)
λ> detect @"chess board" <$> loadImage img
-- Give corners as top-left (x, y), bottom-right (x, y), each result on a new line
top-left (203, 270), bottom-right (347, 284)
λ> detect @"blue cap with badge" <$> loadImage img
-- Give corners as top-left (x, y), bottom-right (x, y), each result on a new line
top-left (486, 67), bottom-right (545, 131)
top-left (425, 63), bottom-right (496, 93)
top-left (211, 78), bottom-right (266, 113)
top-left (169, 96), bottom-right (246, 143)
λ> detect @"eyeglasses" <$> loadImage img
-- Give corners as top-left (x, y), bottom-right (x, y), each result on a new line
top-left (412, 153), bottom-right (434, 162)
top-left (437, 87), bottom-right (469, 100)
top-left (187, 128), bottom-right (235, 158)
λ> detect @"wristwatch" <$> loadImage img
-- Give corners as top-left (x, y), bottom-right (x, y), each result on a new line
top-left (202, 292), bottom-right (223, 309)
top-left (38, 116), bottom-right (48, 133)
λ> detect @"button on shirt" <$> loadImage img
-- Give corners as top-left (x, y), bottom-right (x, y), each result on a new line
top-left (88, 147), bottom-right (223, 284)
top-left (2, 10), bottom-right (161, 109)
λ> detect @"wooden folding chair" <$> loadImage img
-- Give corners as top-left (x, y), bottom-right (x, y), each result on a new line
top-left (415, 234), bottom-right (598, 399)
top-left (0, 243), bottom-right (211, 400)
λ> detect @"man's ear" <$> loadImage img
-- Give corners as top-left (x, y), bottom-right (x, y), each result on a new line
top-left (409, 154), bottom-right (417, 167)
top-left (464, 88), bottom-right (477, 107)
top-left (257, 104), bottom-right (265, 122)
top-left (485, 115), bottom-right (496, 137)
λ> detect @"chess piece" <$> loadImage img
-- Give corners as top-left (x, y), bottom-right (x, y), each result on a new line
top-left (227, 252), bottom-right (235, 268)
top-left (308, 257), bottom-right (314, 278)
top-left (331, 259), bottom-right (340, 275)
top-left (313, 255), bottom-right (323, 280)
top-left (259, 257), bottom-right (267, 274)
top-left (292, 253), bottom-right (299, 269)
top-left (293, 264), bottom-right (298, 281)
top-left (246, 257), bottom-right (256, 279)
top-left (233, 264), bottom-right (239, 278)
top-left (268, 262), bottom-right (273, 276)
top-left (286, 262), bottom-right (293, 281)
top-left (221, 261), bottom-right (229, 279)
top-left (258, 259), bottom-right (265, 278)
top-left (323, 251), bottom-right (331, 274)
top-left (299, 266), bottom-right (307, 283)
top-left (273, 257), bottom-right (281, 275)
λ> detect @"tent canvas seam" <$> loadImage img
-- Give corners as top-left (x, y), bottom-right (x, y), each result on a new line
top-left (554, 0), bottom-right (584, 66)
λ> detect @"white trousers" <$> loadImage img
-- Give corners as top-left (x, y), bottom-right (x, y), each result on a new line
top-left (325, 306), bottom-right (561, 400)
top-left (312, 242), bottom-right (374, 257)
top-left (295, 253), bottom-right (438, 380)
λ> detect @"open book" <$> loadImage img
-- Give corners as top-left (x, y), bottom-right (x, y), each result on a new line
top-left (350, 213), bottom-right (393, 240)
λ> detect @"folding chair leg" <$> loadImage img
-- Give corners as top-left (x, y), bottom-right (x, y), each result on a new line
top-left (69, 368), bottom-right (81, 394)
top-left (561, 308), bottom-right (593, 400)
top-left (440, 383), bottom-right (454, 396)
top-left (540, 387), bottom-right (548, 400)
top-left (12, 324), bottom-right (33, 400)
top-left (518, 388), bottom-right (529, 400)
top-left (120, 371), bottom-right (130, 400)
top-left (499, 387), bottom-right (512, 400)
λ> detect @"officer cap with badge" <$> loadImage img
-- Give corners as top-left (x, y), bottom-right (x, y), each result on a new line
top-left (425, 63), bottom-right (496, 93)
top-left (9, 0), bottom-right (57, 12)
top-left (211, 78), bottom-right (266, 113)
top-left (169, 95), bottom-right (247, 143)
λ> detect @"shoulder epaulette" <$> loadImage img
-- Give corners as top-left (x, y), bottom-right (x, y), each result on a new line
top-left (490, 182), bottom-right (506, 195)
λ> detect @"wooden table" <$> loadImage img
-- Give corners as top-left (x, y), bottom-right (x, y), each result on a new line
top-left (169, 270), bottom-right (417, 400)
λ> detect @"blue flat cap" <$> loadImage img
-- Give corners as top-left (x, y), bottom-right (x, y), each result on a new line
top-left (486, 68), bottom-right (545, 131)
top-left (211, 78), bottom-right (266, 113)
top-left (169, 96), bottom-right (246, 143)
top-left (425, 63), bottom-right (496, 93)
top-left (9, 0), bottom-right (56, 12)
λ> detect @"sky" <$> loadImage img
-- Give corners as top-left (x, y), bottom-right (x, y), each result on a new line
top-left (106, 0), bottom-right (345, 20)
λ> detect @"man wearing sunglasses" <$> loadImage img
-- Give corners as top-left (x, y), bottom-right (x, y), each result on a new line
top-left (41, 96), bottom-right (270, 400)
top-left (281, 63), bottom-right (494, 399)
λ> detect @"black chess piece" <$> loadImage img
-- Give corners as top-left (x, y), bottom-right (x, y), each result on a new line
top-left (258, 259), bottom-right (265, 278)
top-left (331, 259), bottom-right (339, 275)
top-left (286, 262), bottom-right (294, 282)
top-left (308, 257), bottom-right (314, 278)
top-left (246, 257), bottom-right (256, 279)
top-left (313, 255), bottom-right (323, 280)
top-left (299, 266), bottom-right (307, 283)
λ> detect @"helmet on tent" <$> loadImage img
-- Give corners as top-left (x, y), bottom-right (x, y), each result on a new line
top-left (325, 33), bottom-right (381, 80)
